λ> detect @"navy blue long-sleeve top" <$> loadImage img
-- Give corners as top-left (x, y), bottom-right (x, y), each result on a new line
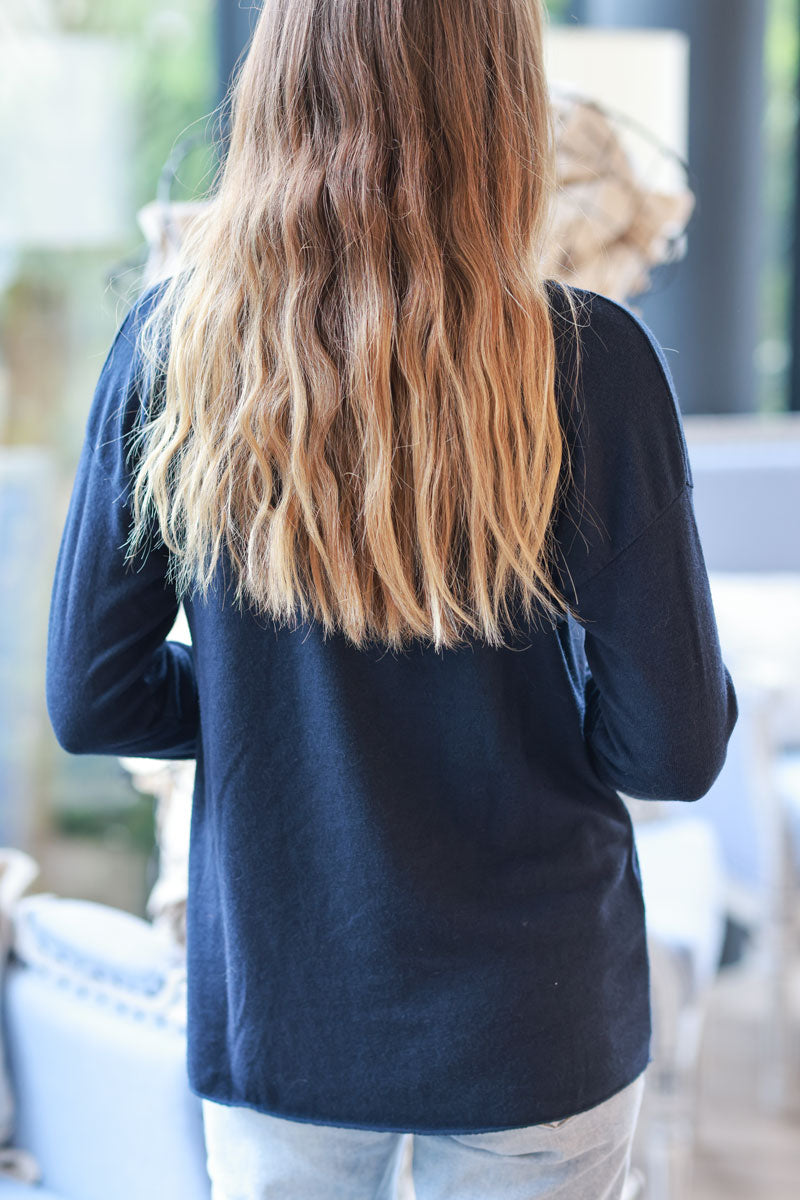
top-left (46, 279), bottom-right (737, 1133)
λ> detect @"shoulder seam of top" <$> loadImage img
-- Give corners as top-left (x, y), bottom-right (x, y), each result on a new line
top-left (575, 481), bottom-right (692, 595)
top-left (580, 289), bottom-right (693, 490)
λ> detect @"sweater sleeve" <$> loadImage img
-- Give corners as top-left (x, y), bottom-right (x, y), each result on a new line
top-left (550, 286), bottom-right (737, 802)
top-left (576, 481), bottom-right (737, 802)
top-left (45, 288), bottom-right (199, 759)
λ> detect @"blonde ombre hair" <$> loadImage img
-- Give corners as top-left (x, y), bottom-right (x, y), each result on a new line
top-left (127, 0), bottom-right (586, 652)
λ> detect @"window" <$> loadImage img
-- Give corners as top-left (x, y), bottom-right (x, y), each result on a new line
top-left (0, 0), bottom-right (214, 913)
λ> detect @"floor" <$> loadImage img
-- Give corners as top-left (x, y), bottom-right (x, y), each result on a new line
top-left (689, 950), bottom-right (800, 1200)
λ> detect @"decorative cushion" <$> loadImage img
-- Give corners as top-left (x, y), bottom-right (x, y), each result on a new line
top-left (0, 850), bottom-right (44, 1184)
top-left (0, 855), bottom-right (41, 1131)
top-left (0, 1182), bottom-right (63, 1198)
top-left (12, 895), bottom-right (186, 1032)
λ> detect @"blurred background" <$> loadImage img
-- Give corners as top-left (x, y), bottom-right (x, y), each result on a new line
top-left (1, 2), bottom-right (799, 1199)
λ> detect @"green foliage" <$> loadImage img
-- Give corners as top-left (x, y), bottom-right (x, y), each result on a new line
top-left (127, 6), bottom-right (218, 213)
top-left (545, 0), bottom-right (573, 22)
top-left (53, 0), bottom-right (217, 215)
top-left (759, 0), bottom-right (799, 412)
top-left (53, 794), bottom-right (157, 855)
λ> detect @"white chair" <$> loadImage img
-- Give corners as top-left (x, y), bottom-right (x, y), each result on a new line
top-left (630, 815), bottom-right (727, 1200)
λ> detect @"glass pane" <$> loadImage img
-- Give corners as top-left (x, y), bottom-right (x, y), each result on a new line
top-left (0, 0), bottom-right (215, 914)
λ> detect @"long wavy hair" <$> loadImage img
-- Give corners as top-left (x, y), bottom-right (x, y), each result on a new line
top-left (127, 0), bottom-right (586, 652)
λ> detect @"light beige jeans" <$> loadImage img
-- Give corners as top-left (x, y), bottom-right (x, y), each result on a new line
top-left (201, 1069), bottom-right (647, 1200)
